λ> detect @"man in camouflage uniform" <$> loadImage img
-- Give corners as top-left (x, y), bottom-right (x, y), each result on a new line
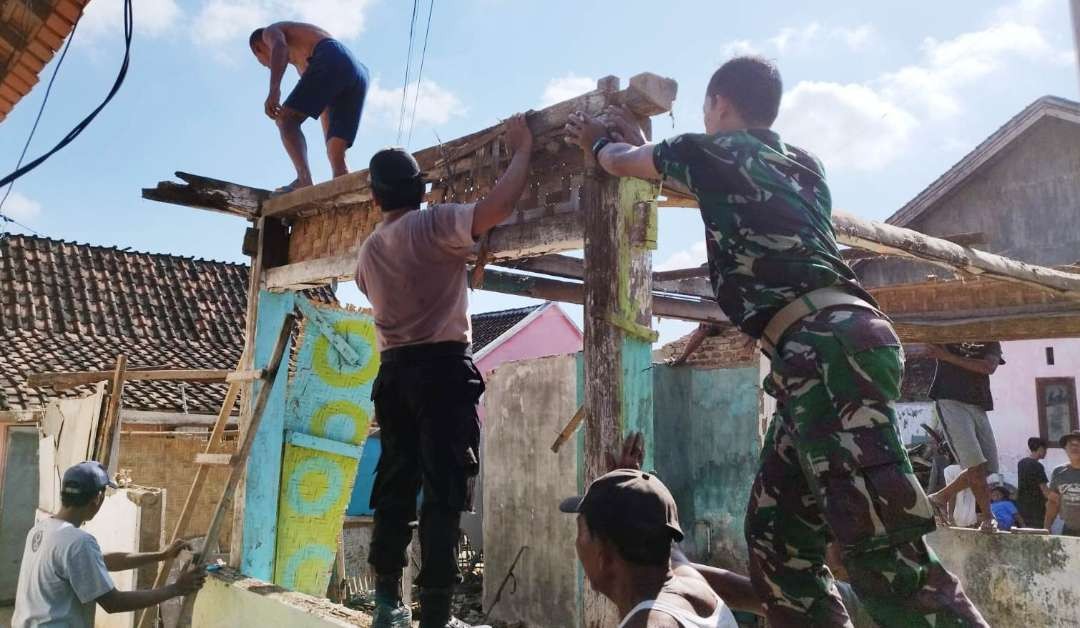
top-left (566, 56), bottom-right (986, 627)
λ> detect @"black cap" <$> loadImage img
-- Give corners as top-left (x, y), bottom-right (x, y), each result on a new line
top-left (1060, 431), bottom-right (1080, 448)
top-left (369, 148), bottom-right (425, 192)
top-left (559, 469), bottom-right (683, 542)
top-left (61, 461), bottom-right (117, 497)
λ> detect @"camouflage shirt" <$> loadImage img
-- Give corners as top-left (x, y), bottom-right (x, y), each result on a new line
top-left (653, 129), bottom-right (874, 338)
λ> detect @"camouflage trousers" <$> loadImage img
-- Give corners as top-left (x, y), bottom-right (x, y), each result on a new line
top-left (745, 307), bottom-right (987, 628)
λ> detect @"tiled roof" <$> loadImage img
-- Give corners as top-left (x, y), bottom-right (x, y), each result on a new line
top-left (0, 234), bottom-right (331, 414)
top-left (0, 0), bottom-right (90, 123)
top-left (471, 305), bottom-right (542, 354)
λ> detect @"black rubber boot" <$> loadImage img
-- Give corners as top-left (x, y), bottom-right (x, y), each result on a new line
top-left (417, 587), bottom-right (490, 628)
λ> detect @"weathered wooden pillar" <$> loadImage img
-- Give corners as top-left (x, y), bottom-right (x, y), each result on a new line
top-left (581, 78), bottom-right (660, 628)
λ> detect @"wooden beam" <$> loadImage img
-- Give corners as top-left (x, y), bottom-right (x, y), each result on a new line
top-left (96, 355), bottom-right (127, 470)
top-left (27, 368), bottom-right (235, 390)
top-left (832, 212), bottom-right (1080, 295)
top-left (121, 410), bottom-right (238, 427)
top-left (194, 453), bottom-right (236, 466)
top-left (480, 269), bottom-right (725, 323)
top-left (264, 212), bottom-right (585, 289)
top-left (142, 172), bottom-right (267, 219)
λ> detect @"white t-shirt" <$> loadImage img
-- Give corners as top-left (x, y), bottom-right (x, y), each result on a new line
top-left (944, 464), bottom-right (977, 527)
top-left (12, 518), bottom-right (115, 628)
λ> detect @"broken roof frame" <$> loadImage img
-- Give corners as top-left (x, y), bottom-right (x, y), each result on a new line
top-left (145, 72), bottom-right (1080, 345)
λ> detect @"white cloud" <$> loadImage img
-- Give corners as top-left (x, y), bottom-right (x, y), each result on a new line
top-left (766, 22), bottom-right (875, 54)
top-left (3, 192), bottom-right (42, 222)
top-left (656, 241), bottom-right (707, 272)
top-left (880, 22), bottom-right (1055, 119)
top-left (80, 0), bottom-right (181, 39)
top-left (776, 81), bottom-right (918, 173)
top-left (366, 78), bottom-right (466, 129)
top-left (192, 0), bottom-right (373, 48)
top-left (721, 39), bottom-right (760, 58)
top-left (540, 74), bottom-right (595, 107)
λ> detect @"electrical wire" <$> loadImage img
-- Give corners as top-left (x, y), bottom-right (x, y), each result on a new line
top-left (0, 0), bottom-right (134, 191)
top-left (396, 0), bottom-right (421, 144)
top-left (405, 0), bottom-right (435, 148)
top-left (0, 11), bottom-right (80, 222)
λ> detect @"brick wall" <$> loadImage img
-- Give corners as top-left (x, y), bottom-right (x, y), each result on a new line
top-left (118, 431), bottom-right (235, 546)
top-left (656, 327), bottom-right (759, 369)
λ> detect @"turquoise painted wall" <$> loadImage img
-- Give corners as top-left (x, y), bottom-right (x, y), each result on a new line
top-left (652, 365), bottom-right (762, 571)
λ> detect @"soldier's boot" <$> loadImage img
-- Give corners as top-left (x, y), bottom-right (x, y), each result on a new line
top-left (372, 574), bottom-right (412, 628)
top-left (418, 587), bottom-right (490, 628)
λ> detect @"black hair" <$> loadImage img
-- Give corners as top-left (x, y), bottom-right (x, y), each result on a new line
top-left (706, 56), bottom-right (783, 127)
top-left (1029, 437), bottom-right (1047, 451)
top-left (584, 514), bottom-right (672, 567)
top-left (61, 488), bottom-right (104, 508)
top-left (372, 179), bottom-right (425, 211)
top-left (249, 28), bottom-right (265, 50)
top-left (991, 486), bottom-right (1009, 499)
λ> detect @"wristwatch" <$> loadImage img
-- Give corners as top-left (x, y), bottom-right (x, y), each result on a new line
top-left (591, 137), bottom-right (612, 160)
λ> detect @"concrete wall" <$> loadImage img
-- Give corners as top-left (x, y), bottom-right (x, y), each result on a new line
top-left (653, 365), bottom-right (763, 571)
top-left (117, 431), bottom-right (233, 546)
top-left (928, 528), bottom-right (1080, 626)
top-left (464, 304), bottom-right (583, 550)
top-left (482, 354), bottom-right (581, 628)
top-left (0, 425), bottom-right (39, 603)
top-left (192, 568), bottom-right (371, 628)
top-left (858, 115), bottom-right (1080, 288)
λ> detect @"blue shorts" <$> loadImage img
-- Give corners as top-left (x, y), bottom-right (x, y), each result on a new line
top-left (283, 39), bottom-right (368, 147)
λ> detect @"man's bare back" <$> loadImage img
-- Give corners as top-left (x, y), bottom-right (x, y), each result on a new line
top-left (265, 22), bottom-right (333, 73)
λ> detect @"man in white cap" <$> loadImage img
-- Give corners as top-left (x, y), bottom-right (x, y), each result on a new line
top-left (12, 461), bottom-right (205, 628)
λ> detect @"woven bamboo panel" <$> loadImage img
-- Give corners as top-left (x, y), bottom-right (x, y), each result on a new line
top-left (872, 274), bottom-right (1079, 316)
top-left (286, 136), bottom-right (589, 264)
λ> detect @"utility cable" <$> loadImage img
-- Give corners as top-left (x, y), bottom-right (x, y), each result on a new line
top-left (0, 10), bottom-right (80, 223)
top-left (405, 0), bottom-right (435, 147)
top-left (0, 0), bottom-right (134, 190)
top-left (396, 0), bottom-right (420, 144)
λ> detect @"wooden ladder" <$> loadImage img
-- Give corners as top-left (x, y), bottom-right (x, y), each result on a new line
top-left (137, 313), bottom-right (296, 628)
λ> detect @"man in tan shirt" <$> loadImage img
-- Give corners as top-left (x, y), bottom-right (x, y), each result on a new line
top-left (355, 114), bottom-right (532, 628)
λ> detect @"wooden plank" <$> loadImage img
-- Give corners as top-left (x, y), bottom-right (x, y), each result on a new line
top-left (285, 430), bottom-right (364, 459)
top-left (177, 314), bottom-right (296, 627)
top-left (295, 297), bottom-right (362, 366)
top-left (480, 268), bottom-right (725, 324)
top-left (27, 368), bottom-right (234, 389)
top-left (96, 355), bottom-right (127, 471)
top-left (194, 453), bottom-right (235, 466)
top-left (136, 381), bottom-right (242, 628)
top-left (142, 172), bottom-right (268, 219)
top-left (225, 369), bottom-right (266, 383)
top-left (264, 212), bottom-right (585, 289)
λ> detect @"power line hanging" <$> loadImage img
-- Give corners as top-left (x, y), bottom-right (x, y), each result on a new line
top-left (0, 0), bottom-right (135, 190)
top-left (405, 0), bottom-right (436, 148)
top-left (0, 9), bottom-right (80, 224)
top-left (396, 0), bottom-right (421, 144)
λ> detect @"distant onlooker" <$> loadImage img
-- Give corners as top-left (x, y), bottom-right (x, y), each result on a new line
top-left (1046, 431), bottom-right (1080, 536)
top-left (1017, 437), bottom-right (1050, 528)
top-left (989, 486), bottom-right (1024, 531)
top-left (924, 342), bottom-right (1005, 533)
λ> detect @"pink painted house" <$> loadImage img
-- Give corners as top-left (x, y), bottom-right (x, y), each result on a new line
top-left (462, 303), bottom-right (583, 548)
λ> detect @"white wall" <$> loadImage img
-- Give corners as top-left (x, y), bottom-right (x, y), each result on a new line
top-left (988, 338), bottom-right (1080, 486)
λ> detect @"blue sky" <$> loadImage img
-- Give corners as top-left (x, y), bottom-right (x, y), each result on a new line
top-left (1, 0), bottom-right (1077, 344)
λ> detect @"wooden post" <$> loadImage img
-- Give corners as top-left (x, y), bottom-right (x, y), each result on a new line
top-left (96, 355), bottom-right (127, 471)
top-left (229, 216), bottom-right (265, 569)
top-left (581, 77), bottom-right (658, 625)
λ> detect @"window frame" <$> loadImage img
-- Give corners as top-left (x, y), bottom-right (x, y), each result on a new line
top-left (1037, 377), bottom-right (1079, 448)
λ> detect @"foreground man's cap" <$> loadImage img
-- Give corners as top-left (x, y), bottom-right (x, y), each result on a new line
top-left (61, 461), bottom-right (117, 497)
top-left (1060, 431), bottom-right (1080, 448)
top-left (369, 147), bottom-right (425, 190)
top-left (560, 468), bottom-right (684, 542)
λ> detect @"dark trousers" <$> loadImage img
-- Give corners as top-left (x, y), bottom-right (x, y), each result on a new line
top-left (367, 343), bottom-right (484, 589)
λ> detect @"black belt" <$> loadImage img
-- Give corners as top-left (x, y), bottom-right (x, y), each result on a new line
top-left (380, 341), bottom-right (471, 364)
